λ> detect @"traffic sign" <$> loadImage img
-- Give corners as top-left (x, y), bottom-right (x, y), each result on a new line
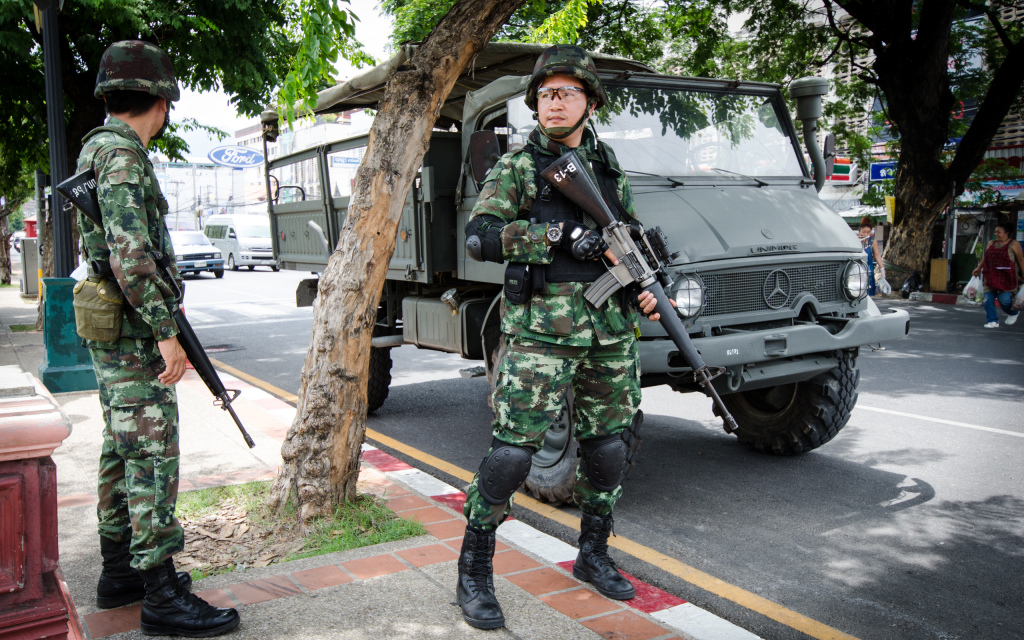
top-left (870, 162), bottom-right (896, 181)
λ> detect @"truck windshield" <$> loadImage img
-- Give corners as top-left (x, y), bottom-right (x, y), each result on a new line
top-left (508, 84), bottom-right (804, 179)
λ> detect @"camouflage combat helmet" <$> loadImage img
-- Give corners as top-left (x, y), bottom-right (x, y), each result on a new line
top-left (524, 44), bottom-right (607, 111)
top-left (94, 40), bottom-right (180, 102)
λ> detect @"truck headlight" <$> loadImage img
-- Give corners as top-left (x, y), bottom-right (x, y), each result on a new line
top-left (673, 275), bottom-right (704, 318)
top-left (213, 251), bottom-right (222, 258)
top-left (843, 261), bottom-right (869, 300)
top-left (175, 254), bottom-right (183, 262)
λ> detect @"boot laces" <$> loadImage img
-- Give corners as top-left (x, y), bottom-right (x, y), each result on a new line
top-left (467, 549), bottom-right (494, 589)
top-left (587, 518), bottom-right (617, 568)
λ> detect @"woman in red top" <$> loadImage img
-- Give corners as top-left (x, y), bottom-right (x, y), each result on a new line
top-left (972, 222), bottom-right (1023, 328)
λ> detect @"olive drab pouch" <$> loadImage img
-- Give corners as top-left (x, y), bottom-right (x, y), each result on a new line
top-left (73, 277), bottom-right (125, 342)
top-left (504, 262), bottom-right (532, 305)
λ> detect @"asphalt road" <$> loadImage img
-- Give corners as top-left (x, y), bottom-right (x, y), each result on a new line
top-left (183, 268), bottom-right (1024, 640)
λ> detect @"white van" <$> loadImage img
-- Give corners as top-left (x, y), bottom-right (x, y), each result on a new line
top-left (203, 214), bottom-right (277, 271)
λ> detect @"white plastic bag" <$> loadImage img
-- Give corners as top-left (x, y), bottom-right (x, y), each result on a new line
top-left (964, 275), bottom-right (983, 301)
top-left (1014, 286), bottom-right (1024, 310)
top-left (875, 267), bottom-right (892, 295)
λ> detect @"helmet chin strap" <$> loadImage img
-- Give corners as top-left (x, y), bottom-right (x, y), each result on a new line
top-left (539, 100), bottom-right (595, 141)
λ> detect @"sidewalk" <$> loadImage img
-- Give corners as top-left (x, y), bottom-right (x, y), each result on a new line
top-left (2, 262), bottom-right (758, 640)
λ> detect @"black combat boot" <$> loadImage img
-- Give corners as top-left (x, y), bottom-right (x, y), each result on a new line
top-left (456, 526), bottom-right (504, 629)
top-left (573, 512), bottom-right (635, 600)
top-left (97, 535), bottom-right (193, 609)
top-left (140, 559), bottom-right (240, 637)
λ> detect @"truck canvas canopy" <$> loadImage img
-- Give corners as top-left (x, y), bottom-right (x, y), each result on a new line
top-left (259, 42), bottom-right (653, 129)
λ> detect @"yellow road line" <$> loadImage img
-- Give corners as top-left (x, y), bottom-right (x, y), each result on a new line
top-left (209, 357), bottom-right (298, 403)
top-left (213, 363), bottom-right (860, 640)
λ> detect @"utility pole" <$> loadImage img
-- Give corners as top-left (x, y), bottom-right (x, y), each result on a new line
top-left (40, 1), bottom-right (73, 277)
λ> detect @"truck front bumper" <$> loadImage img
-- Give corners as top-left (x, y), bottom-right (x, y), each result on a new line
top-left (639, 308), bottom-right (910, 388)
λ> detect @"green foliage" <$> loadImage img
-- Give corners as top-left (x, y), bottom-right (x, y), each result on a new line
top-left (277, 0), bottom-right (375, 126)
top-left (8, 209), bottom-right (25, 232)
top-left (959, 158), bottom-right (1024, 207)
top-left (0, 0), bottom-right (366, 195)
top-left (527, 0), bottom-right (598, 44)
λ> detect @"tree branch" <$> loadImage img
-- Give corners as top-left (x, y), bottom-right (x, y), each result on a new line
top-left (959, 0), bottom-right (1014, 48)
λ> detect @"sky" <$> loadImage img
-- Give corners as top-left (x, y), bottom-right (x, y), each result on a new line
top-left (173, 0), bottom-right (393, 162)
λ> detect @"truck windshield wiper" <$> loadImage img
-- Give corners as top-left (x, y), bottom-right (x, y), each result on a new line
top-left (710, 167), bottom-right (768, 187)
top-left (625, 169), bottom-right (685, 187)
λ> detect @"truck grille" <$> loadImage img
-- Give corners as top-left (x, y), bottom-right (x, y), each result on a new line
top-left (183, 253), bottom-right (216, 260)
top-left (700, 262), bottom-right (843, 317)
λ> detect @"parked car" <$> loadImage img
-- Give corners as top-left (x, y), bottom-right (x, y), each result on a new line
top-left (203, 214), bottom-right (277, 271)
top-left (11, 231), bottom-right (26, 252)
top-left (169, 230), bottom-right (225, 278)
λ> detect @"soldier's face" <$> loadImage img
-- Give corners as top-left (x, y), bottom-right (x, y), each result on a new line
top-left (537, 75), bottom-right (590, 130)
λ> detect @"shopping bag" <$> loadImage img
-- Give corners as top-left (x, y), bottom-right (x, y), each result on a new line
top-left (964, 275), bottom-right (983, 301)
top-left (1014, 286), bottom-right (1024, 310)
top-left (875, 267), bottom-right (892, 295)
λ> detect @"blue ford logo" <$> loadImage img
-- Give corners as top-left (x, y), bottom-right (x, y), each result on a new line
top-left (208, 145), bottom-right (265, 168)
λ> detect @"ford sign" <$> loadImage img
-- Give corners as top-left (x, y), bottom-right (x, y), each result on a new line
top-left (208, 146), bottom-right (265, 168)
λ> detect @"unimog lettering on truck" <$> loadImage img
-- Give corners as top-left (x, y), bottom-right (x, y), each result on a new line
top-left (260, 43), bottom-right (910, 504)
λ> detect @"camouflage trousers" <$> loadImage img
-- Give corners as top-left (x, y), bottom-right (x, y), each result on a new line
top-left (90, 337), bottom-right (183, 571)
top-left (464, 335), bottom-right (641, 532)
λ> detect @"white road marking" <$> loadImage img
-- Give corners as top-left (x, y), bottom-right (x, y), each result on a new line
top-left (857, 405), bottom-right (1024, 439)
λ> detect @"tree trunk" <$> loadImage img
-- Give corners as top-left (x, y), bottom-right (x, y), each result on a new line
top-left (36, 217), bottom-right (53, 329)
top-left (0, 214), bottom-right (10, 286)
top-left (267, 0), bottom-right (527, 522)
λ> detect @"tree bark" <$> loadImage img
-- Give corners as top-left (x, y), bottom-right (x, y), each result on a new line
top-left (0, 214), bottom-right (11, 286)
top-left (267, 0), bottom-right (527, 522)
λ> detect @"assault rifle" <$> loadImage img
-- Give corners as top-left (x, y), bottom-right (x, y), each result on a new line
top-left (57, 169), bottom-right (256, 448)
top-left (539, 151), bottom-right (738, 433)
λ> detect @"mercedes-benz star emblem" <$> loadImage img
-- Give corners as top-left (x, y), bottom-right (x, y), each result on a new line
top-left (763, 269), bottom-right (791, 309)
top-left (761, 228), bottom-right (774, 239)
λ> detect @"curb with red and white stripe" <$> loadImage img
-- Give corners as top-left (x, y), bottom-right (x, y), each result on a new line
top-left (361, 443), bottom-right (763, 640)
top-left (908, 291), bottom-right (981, 306)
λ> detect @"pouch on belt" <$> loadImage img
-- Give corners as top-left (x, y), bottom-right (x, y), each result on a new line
top-left (73, 277), bottom-right (125, 342)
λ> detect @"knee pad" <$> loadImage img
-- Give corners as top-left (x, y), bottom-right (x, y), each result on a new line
top-left (477, 439), bottom-right (534, 505)
top-left (579, 434), bottom-right (630, 493)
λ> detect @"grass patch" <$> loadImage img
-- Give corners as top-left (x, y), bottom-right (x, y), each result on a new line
top-left (174, 480), bottom-right (426, 581)
top-left (9, 324), bottom-right (38, 332)
top-left (0, 282), bottom-right (13, 288)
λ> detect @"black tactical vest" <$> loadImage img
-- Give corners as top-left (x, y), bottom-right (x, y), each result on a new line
top-left (528, 144), bottom-right (633, 283)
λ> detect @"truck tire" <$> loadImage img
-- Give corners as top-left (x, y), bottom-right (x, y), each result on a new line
top-left (487, 334), bottom-right (576, 505)
top-left (366, 328), bottom-right (393, 413)
top-left (228, 254), bottom-right (238, 271)
top-left (721, 350), bottom-right (859, 455)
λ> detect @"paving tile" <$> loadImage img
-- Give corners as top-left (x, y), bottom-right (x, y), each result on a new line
top-left (580, 610), bottom-right (670, 640)
top-left (401, 506), bottom-right (456, 525)
top-left (384, 494), bottom-right (432, 512)
top-left (382, 485), bottom-right (412, 499)
top-left (57, 493), bottom-right (96, 508)
top-left (229, 575), bottom-right (301, 605)
top-left (492, 549), bottom-right (541, 575)
top-left (361, 449), bottom-right (413, 471)
top-left (540, 588), bottom-right (622, 620)
top-left (621, 573), bottom-right (687, 614)
top-left (424, 519), bottom-right (467, 540)
top-left (504, 567), bottom-right (580, 595)
top-left (290, 565), bottom-right (353, 590)
top-left (83, 604), bottom-right (141, 638)
top-left (342, 554), bottom-right (410, 580)
top-left (194, 588), bottom-right (236, 608)
top-left (395, 544), bottom-right (460, 567)
top-left (431, 493), bottom-right (467, 512)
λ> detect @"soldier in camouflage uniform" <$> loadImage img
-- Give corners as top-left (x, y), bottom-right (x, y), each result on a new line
top-left (78, 40), bottom-right (239, 637)
top-left (456, 45), bottom-right (667, 630)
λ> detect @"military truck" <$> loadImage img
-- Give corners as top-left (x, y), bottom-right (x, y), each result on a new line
top-left (259, 43), bottom-right (910, 503)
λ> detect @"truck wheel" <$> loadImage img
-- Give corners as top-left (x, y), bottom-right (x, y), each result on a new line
top-left (213, 268), bottom-right (224, 278)
top-left (487, 335), bottom-right (576, 505)
top-left (366, 329), bottom-right (393, 413)
top-left (228, 254), bottom-right (238, 271)
top-left (721, 350), bottom-right (859, 455)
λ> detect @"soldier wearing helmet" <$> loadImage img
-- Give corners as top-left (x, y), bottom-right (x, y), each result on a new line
top-left (458, 44), bottom-right (664, 630)
top-left (77, 40), bottom-right (240, 637)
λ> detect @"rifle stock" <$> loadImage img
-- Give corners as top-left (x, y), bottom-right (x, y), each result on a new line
top-left (540, 150), bottom-right (738, 433)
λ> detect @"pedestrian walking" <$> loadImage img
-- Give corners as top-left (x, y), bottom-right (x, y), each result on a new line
top-left (972, 222), bottom-right (1023, 328)
top-left (858, 217), bottom-right (884, 296)
top-left (458, 44), bottom-right (667, 630)
top-left (76, 40), bottom-right (239, 636)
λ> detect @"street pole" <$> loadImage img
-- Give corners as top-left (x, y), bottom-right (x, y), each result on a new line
top-left (42, 5), bottom-right (73, 278)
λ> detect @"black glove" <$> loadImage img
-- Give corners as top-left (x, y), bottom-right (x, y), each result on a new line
top-left (561, 221), bottom-right (608, 261)
top-left (624, 283), bottom-right (652, 318)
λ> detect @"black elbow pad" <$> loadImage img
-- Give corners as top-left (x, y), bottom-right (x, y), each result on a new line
top-left (465, 216), bottom-right (505, 264)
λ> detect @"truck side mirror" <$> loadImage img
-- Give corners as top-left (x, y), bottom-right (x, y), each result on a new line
top-left (469, 131), bottom-right (501, 185)
top-left (823, 133), bottom-right (835, 178)
top-left (789, 76), bottom-right (829, 193)
top-left (228, 230), bottom-right (237, 239)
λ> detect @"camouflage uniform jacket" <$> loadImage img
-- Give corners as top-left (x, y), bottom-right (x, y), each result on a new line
top-left (470, 127), bottom-right (640, 347)
top-left (76, 116), bottom-right (181, 346)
